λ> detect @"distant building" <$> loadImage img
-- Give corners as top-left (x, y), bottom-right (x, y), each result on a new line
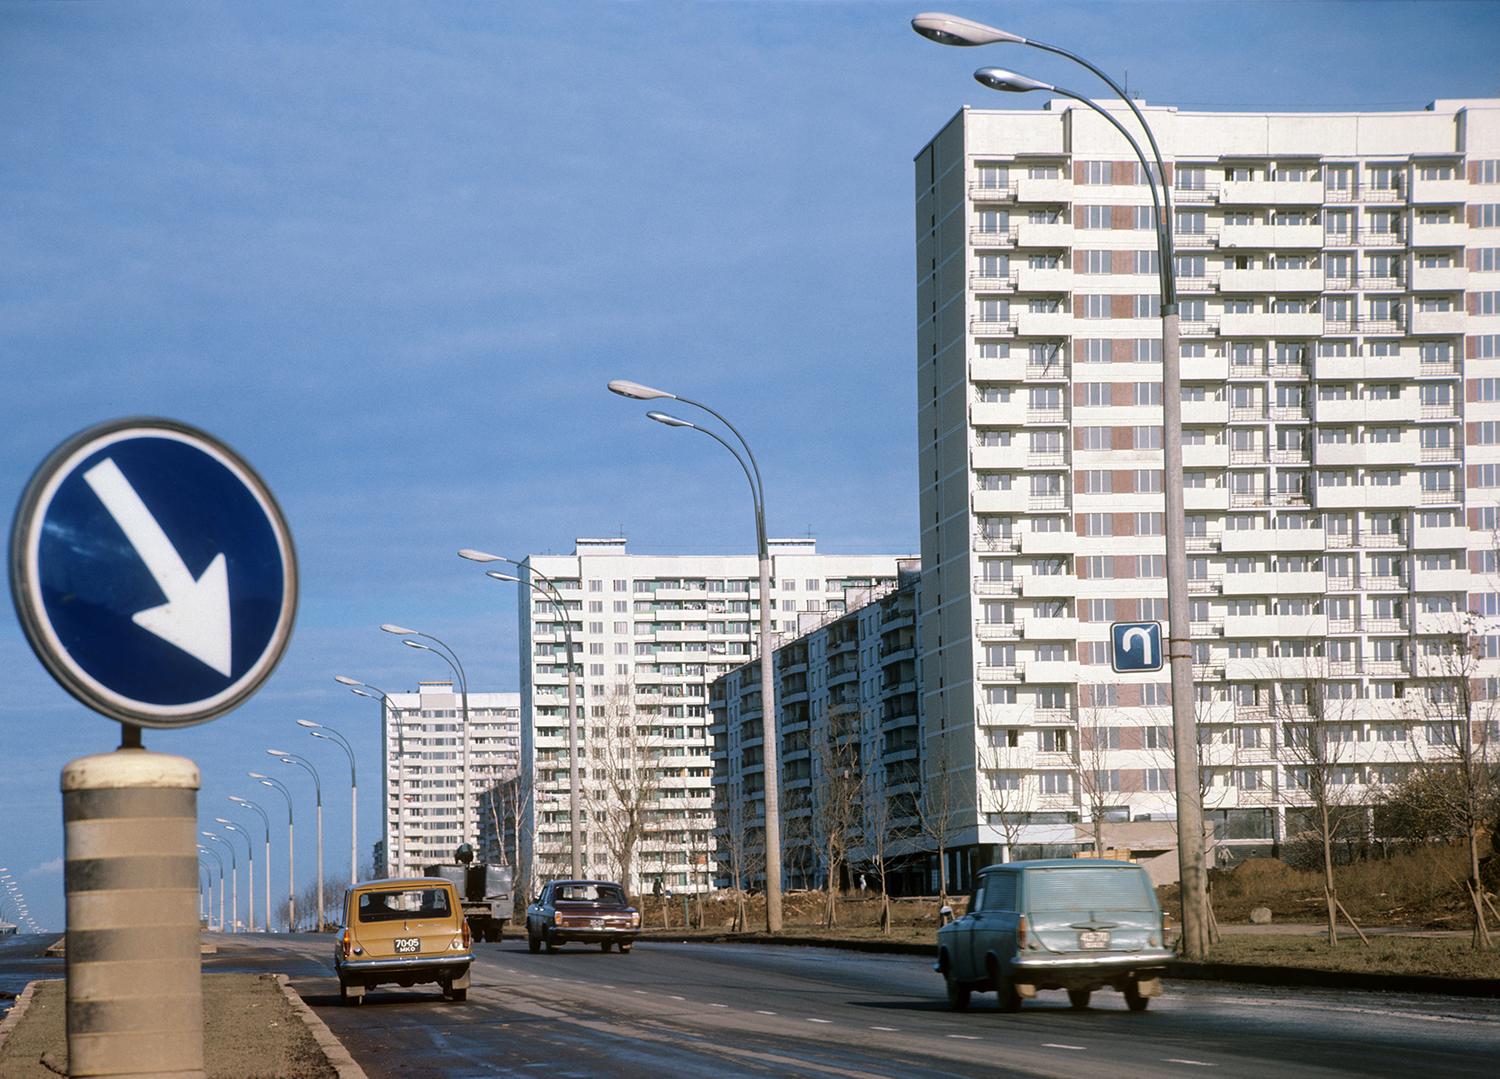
top-left (378, 681), bottom-right (521, 879)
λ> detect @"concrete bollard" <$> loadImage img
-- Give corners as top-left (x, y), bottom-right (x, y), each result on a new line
top-left (62, 750), bottom-right (203, 1078)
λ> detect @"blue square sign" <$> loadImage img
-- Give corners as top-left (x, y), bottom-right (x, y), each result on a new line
top-left (1110, 621), bottom-right (1164, 674)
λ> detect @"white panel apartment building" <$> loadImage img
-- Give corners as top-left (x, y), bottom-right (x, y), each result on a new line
top-left (518, 537), bottom-right (910, 892)
top-left (379, 681), bottom-right (521, 879)
top-left (916, 98), bottom-right (1500, 889)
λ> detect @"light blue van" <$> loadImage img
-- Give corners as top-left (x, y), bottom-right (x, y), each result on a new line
top-left (935, 859), bottom-right (1174, 1011)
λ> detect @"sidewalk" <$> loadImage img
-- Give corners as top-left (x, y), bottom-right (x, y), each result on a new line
top-left (0, 973), bottom-right (353, 1078)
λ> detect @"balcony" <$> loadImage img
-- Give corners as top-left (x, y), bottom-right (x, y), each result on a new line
top-left (974, 621), bottom-right (1019, 641)
top-left (1219, 311), bottom-right (1323, 337)
top-left (1021, 574), bottom-right (1078, 598)
top-left (1181, 399), bottom-right (1229, 425)
top-left (1311, 395), bottom-right (1419, 424)
top-left (1177, 273), bottom-right (1219, 293)
top-left (1219, 223), bottom-right (1323, 249)
top-left (1312, 353), bottom-right (1420, 381)
top-left (1021, 660), bottom-right (1079, 683)
top-left (1015, 266), bottom-right (1072, 292)
top-left (1015, 310), bottom-right (1074, 336)
top-left (1015, 221), bottom-right (1073, 248)
top-left (1411, 524), bottom-right (1468, 550)
top-left (970, 356), bottom-right (1026, 382)
top-left (973, 490), bottom-right (1021, 514)
top-left (1218, 179), bottom-right (1324, 205)
top-left (972, 533), bottom-right (1019, 553)
top-left (1220, 570), bottom-right (1325, 596)
top-left (1020, 616), bottom-right (1079, 640)
top-left (976, 664), bottom-right (1020, 683)
top-left (1412, 567), bottom-right (1470, 592)
top-left (972, 445), bottom-right (1020, 470)
top-left (1223, 614), bottom-right (1329, 638)
top-left (1219, 528), bottom-right (1325, 553)
top-left (1183, 486), bottom-right (1230, 511)
top-left (1312, 439), bottom-right (1419, 467)
top-left (1183, 354), bottom-right (1230, 380)
top-left (970, 227), bottom-right (1018, 248)
top-left (969, 180), bottom-right (1018, 202)
top-left (1173, 229), bottom-right (1219, 249)
top-left (1408, 265), bottom-right (1468, 291)
top-left (970, 400), bottom-right (1027, 426)
top-left (1409, 309), bottom-right (1466, 335)
top-left (1409, 222), bottom-right (1468, 248)
top-left (1219, 267), bottom-right (1323, 293)
top-left (973, 577), bottom-right (1020, 597)
top-left (969, 272), bottom-right (1018, 293)
top-left (1020, 530), bottom-right (1076, 555)
top-left (1183, 443), bottom-right (1229, 468)
top-left (1015, 176), bottom-right (1073, 203)
top-left (1409, 177), bottom-right (1469, 204)
top-left (970, 317), bottom-right (1017, 337)
top-left (1315, 480), bottom-right (1422, 509)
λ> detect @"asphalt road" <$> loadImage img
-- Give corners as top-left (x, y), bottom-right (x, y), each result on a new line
top-left (186, 932), bottom-right (1500, 1078)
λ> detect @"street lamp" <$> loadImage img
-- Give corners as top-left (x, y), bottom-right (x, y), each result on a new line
top-left (215, 819), bottom-right (255, 934)
top-left (913, 12), bottom-right (1209, 959)
top-left (270, 748), bottom-right (324, 930)
top-left (299, 719), bottom-right (358, 887)
top-left (201, 832), bottom-right (237, 933)
top-left (337, 676), bottom-right (408, 878)
top-left (197, 845), bottom-right (225, 931)
top-left (229, 795), bottom-right (273, 933)
top-left (250, 771), bottom-right (296, 930)
top-left (381, 624), bottom-right (473, 863)
top-left (608, 378), bottom-right (783, 934)
top-left (459, 548), bottom-right (584, 880)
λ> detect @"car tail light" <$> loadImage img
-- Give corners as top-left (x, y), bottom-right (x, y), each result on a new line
top-left (1016, 915), bottom-right (1029, 950)
top-left (462, 920), bottom-right (472, 949)
top-left (339, 930), bottom-right (352, 960)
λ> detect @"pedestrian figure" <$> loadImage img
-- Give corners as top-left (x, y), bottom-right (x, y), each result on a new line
top-left (859, 873), bottom-right (867, 896)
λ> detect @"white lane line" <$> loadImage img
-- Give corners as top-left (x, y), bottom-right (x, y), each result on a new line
top-left (1043, 1043), bottom-right (1087, 1051)
top-left (633, 990), bottom-right (648, 995)
top-left (870, 1026), bottom-right (899, 1032)
top-left (756, 1010), bottom-right (777, 1015)
top-left (709, 1003), bottom-right (728, 1008)
top-left (1165, 1061), bottom-right (1215, 1068)
top-left (807, 1018), bottom-right (833, 1024)
top-left (947, 1034), bottom-right (980, 1041)
top-left (670, 995), bottom-right (686, 1001)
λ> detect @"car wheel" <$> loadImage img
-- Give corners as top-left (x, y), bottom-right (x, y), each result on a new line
top-left (944, 970), bottom-right (970, 1012)
top-left (599, 941), bottom-right (613, 953)
top-left (1123, 978), bottom-right (1150, 1012)
top-left (989, 959), bottom-right (1022, 1013)
top-left (1067, 989), bottom-right (1092, 1009)
top-left (527, 928), bottom-right (541, 954)
top-left (619, 942), bottom-right (632, 954)
top-left (338, 982), bottom-right (348, 1002)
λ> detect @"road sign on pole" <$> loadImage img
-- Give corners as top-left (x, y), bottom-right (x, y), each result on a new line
top-left (1109, 620), bottom-right (1164, 674)
top-left (10, 417), bottom-right (297, 728)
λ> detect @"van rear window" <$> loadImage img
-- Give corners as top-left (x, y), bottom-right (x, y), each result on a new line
top-left (1026, 868), bottom-right (1153, 911)
top-left (358, 888), bottom-right (451, 922)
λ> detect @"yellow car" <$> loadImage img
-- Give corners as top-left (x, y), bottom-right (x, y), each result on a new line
top-left (334, 878), bottom-right (474, 1004)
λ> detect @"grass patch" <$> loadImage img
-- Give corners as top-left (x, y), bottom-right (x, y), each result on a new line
top-left (1195, 934), bottom-right (1500, 980)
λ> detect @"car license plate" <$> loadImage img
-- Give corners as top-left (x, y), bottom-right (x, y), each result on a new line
top-left (1079, 930), bottom-right (1110, 949)
top-left (394, 937), bottom-right (420, 954)
top-left (590, 918), bottom-right (604, 928)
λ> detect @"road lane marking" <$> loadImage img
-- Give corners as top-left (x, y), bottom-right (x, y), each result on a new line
top-left (710, 1003), bottom-right (728, 1008)
top-left (807, 1018), bottom-right (833, 1024)
top-left (1165, 1061), bottom-right (1215, 1068)
top-left (870, 1026), bottom-right (899, 1031)
top-left (1043, 1043), bottom-right (1086, 1050)
top-left (756, 1010), bottom-right (777, 1015)
top-left (947, 1034), bottom-right (980, 1040)
top-left (671, 995), bottom-right (686, 1001)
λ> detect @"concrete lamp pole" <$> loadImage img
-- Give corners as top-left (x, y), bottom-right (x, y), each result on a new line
top-left (229, 795), bottom-right (273, 933)
top-left (196, 846), bottom-right (225, 931)
top-left (201, 832), bottom-right (237, 933)
top-left (607, 379), bottom-right (783, 934)
top-left (215, 819), bottom-right (255, 935)
top-left (381, 625), bottom-right (473, 864)
top-left (458, 548), bottom-right (584, 881)
top-left (250, 772), bottom-right (295, 931)
top-left (912, 11), bottom-right (1210, 960)
top-left (299, 719), bottom-right (359, 887)
top-left (270, 749), bottom-right (323, 930)
top-left (337, 677), bottom-right (404, 877)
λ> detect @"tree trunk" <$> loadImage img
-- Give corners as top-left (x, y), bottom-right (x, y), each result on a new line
top-left (880, 893), bottom-right (891, 935)
top-left (1094, 812), bottom-right (1105, 856)
top-left (936, 844), bottom-right (948, 905)
top-left (1469, 823), bottom-right (1494, 950)
top-left (1321, 804), bottom-right (1338, 946)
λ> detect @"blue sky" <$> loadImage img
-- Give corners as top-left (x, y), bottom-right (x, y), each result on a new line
top-left (2, 1), bottom-right (1497, 930)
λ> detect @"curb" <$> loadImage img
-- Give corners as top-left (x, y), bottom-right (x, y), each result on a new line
top-left (273, 974), bottom-right (368, 1079)
top-left (0, 979), bottom-right (46, 1051)
top-left (646, 934), bottom-right (1500, 997)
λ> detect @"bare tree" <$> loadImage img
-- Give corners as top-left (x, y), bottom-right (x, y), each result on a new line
top-left (916, 735), bottom-right (962, 904)
top-left (1407, 615), bottom-right (1500, 950)
top-left (858, 766), bottom-right (899, 934)
top-left (1075, 704), bottom-right (1116, 857)
top-left (720, 777), bottom-right (764, 932)
top-left (976, 713), bottom-right (1035, 861)
top-left (814, 723), bottom-right (863, 928)
top-left (593, 684), bottom-right (663, 895)
top-left (1272, 660), bottom-right (1373, 946)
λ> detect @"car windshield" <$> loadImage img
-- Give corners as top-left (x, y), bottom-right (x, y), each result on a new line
top-left (554, 884), bottom-right (626, 905)
top-left (357, 888), bottom-right (451, 922)
top-left (1025, 868), bottom-right (1154, 912)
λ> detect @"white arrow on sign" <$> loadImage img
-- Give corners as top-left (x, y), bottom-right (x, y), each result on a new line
top-left (82, 457), bottom-right (233, 677)
top-left (1121, 626), bottom-right (1156, 666)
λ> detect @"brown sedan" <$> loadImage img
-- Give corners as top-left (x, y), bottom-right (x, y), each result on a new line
top-left (525, 880), bottom-right (641, 953)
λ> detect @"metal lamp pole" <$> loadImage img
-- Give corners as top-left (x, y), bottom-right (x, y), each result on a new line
top-left (215, 819), bottom-right (255, 935)
top-left (250, 772), bottom-right (295, 930)
top-left (912, 11), bottom-right (1209, 959)
top-left (201, 832), bottom-right (237, 933)
top-left (197, 846), bottom-right (225, 931)
top-left (337, 677), bottom-right (404, 877)
top-left (230, 796), bottom-right (273, 933)
top-left (299, 720), bottom-right (358, 886)
top-left (458, 549), bottom-right (584, 880)
top-left (608, 379), bottom-right (783, 934)
top-left (270, 749), bottom-right (323, 930)
top-left (382, 625), bottom-right (473, 861)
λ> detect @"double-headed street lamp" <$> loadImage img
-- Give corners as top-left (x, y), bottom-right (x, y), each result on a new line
top-left (229, 795), bottom-right (273, 933)
top-left (912, 11), bottom-right (1209, 958)
top-left (457, 549), bottom-right (583, 880)
top-left (381, 624), bottom-right (473, 860)
top-left (335, 676), bottom-right (408, 877)
top-left (201, 831), bottom-right (237, 932)
top-left (299, 719), bottom-right (358, 886)
top-left (608, 378), bottom-right (783, 934)
top-left (214, 818), bottom-right (255, 934)
top-left (197, 845), bottom-right (225, 931)
top-left (250, 771), bottom-right (296, 930)
top-left (269, 748), bottom-right (324, 930)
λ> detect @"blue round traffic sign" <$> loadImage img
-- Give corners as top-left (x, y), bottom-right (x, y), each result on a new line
top-left (9, 418), bottom-right (297, 727)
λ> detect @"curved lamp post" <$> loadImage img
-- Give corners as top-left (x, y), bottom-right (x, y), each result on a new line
top-left (608, 378), bottom-right (783, 934)
top-left (229, 795), bottom-right (273, 933)
top-left (215, 819), bottom-right (255, 934)
top-left (913, 11), bottom-right (1209, 959)
top-left (336, 676), bottom-right (408, 877)
top-left (250, 771), bottom-right (296, 931)
top-left (299, 719), bottom-right (358, 887)
top-left (381, 624), bottom-right (473, 861)
top-left (197, 845), bottom-right (225, 931)
top-left (459, 549), bottom-right (583, 880)
top-left (270, 749), bottom-right (324, 930)
top-left (201, 832), bottom-right (237, 933)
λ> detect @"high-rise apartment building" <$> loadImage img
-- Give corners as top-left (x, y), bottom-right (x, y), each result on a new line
top-left (917, 98), bottom-right (1500, 888)
top-left (378, 681), bottom-right (521, 879)
top-left (710, 564), bottom-right (924, 894)
top-left (518, 537), bottom-right (911, 892)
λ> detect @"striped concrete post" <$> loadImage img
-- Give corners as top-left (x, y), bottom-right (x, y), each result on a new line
top-left (62, 751), bottom-right (203, 1078)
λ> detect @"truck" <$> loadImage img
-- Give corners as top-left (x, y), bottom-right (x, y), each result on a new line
top-left (423, 844), bottom-right (514, 943)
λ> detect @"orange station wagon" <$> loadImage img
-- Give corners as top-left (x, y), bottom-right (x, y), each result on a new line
top-left (334, 878), bottom-right (474, 1004)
